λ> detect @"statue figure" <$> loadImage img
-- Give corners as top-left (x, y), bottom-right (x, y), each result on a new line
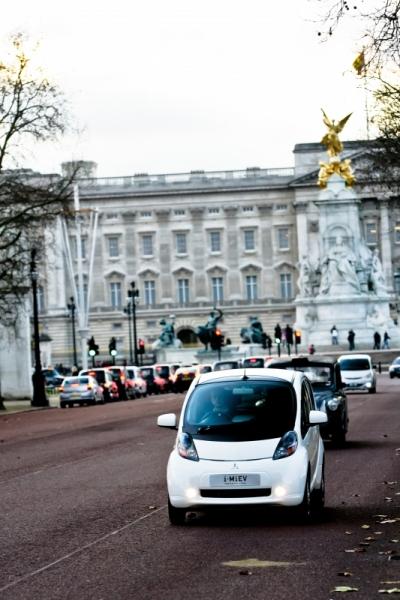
top-left (297, 255), bottom-right (313, 297)
top-left (366, 304), bottom-right (386, 329)
top-left (240, 316), bottom-right (265, 344)
top-left (196, 308), bottom-right (223, 350)
top-left (369, 249), bottom-right (386, 295)
top-left (319, 236), bottom-right (361, 295)
top-left (320, 109), bottom-right (352, 158)
top-left (152, 315), bottom-right (182, 349)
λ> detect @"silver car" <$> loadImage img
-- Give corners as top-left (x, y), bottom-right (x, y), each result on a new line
top-left (59, 375), bottom-right (104, 408)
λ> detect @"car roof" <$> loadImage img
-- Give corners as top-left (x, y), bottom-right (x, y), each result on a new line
top-left (197, 368), bottom-right (297, 385)
top-left (338, 354), bottom-right (372, 361)
top-left (268, 356), bottom-right (338, 367)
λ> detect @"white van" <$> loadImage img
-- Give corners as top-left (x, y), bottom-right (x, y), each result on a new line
top-left (338, 354), bottom-right (377, 393)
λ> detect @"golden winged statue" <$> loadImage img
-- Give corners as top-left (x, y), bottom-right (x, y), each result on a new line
top-left (320, 109), bottom-right (352, 158)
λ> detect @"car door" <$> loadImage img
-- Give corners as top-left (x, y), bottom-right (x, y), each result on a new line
top-left (300, 379), bottom-right (319, 478)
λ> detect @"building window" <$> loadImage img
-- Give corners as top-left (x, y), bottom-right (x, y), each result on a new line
top-left (276, 204), bottom-right (288, 211)
top-left (243, 206), bottom-right (254, 212)
top-left (208, 207), bottom-right (220, 214)
top-left (144, 280), bottom-right (156, 305)
top-left (280, 273), bottom-right (292, 299)
top-left (108, 236), bottom-right (119, 258)
top-left (395, 222), bottom-right (400, 244)
top-left (142, 234), bottom-right (154, 256)
top-left (210, 231), bottom-right (221, 253)
top-left (110, 282), bottom-right (122, 309)
top-left (365, 221), bottom-right (378, 245)
top-left (244, 229), bottom-right (255, 251)
top-left (175, 233), bottom-right (187, 254)
top-left (277, 227), bottom-right (289, 250)
top-left (245, 275), bottom-right (258, 300)
top-left (177, 278), bottom-right (190, 304)
top-left (211, 276), bottom-right (224, 303)
top-left (140, 211), bottom-right (152, 217)
top-left (174, 209), bottom-right (185, 216)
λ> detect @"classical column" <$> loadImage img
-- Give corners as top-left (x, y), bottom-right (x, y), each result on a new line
top-left (189, 207), bottom-right (208, 302)
top-left (379, 200), bottom-right (393, 289)
top-left (155, 209), bottom-right (172, 302)
top-left (294, 202), bottom-right (308, 260)
top-left (224, 206), bottom-right (241, 300)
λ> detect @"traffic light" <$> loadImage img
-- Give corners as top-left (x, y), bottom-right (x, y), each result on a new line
top-left (87, 336), bottom-right (99, 357)
top-left (295, 330), bottom-right (302, 345)
top-left (138, 339), bottom-right (145, 354)
top-left (109, 337), bottom-right (117, 357)
top-left (211, 328), bottom-right (224, 350)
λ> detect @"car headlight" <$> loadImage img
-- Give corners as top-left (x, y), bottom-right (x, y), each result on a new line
top-left (177, 432), bottom-right (199, 462)
top-left (327, 397), bottom-right (340, 411)
top-left (273, 431), bottom-right (298, 460)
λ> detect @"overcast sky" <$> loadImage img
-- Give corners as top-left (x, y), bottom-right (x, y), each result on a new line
top-left (1, 0), bottom-right (370, 177)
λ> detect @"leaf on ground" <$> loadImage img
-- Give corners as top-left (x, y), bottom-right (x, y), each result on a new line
top-left (239, 570), bottom-right (252, 576)
top-left (365, 537), bottom-right (376, 541)
top-left (338, 572), bottom-right (353, 577)
top-left (358, 542), bottom-right (370, 547)
top-left (379, 520), bottom-right (397, 524)
top-left (378, 589), bottom-right (400, 594)
top-left (361, 524), bottom-right (371, 529)
top-left (332, 586), bottom-right (359, 592)
top-left (390, 540), bottom-right (399, 543)
top-left (345, 548), bottom-right (366, 553)
top-left (379, 550), bottom-right (396, 555)
top-left (385, 498), bottom-right (393, 503)
top-left (375, 532), bottom-right (383, 535)
top-left (383, 482), bottom-right (398, 486)
top-left (345, 531), bottom-right (353, 535)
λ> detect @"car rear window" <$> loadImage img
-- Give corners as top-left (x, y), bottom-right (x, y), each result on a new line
top-left (64, 377), bottom-right (89, 386)
top-left (242, 358), bottom-right (264, 368)
top-left (140, 368), bottom-right (153, 378)
top-left (275, 365), bottom-right (333, 387)
top-left (85, 370), bottom-right (106, 383)
top-left (214, 362), bottom-right (240, 371)
top-left (183, 379), bottom-right (296, 442)
top-left (340, 359), bottom-right (370, 370)
top-left (155, 366), bottom-right (170, 378)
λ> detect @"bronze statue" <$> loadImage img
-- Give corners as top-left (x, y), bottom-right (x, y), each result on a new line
top-left (318, 109), bottom-right (355, 188)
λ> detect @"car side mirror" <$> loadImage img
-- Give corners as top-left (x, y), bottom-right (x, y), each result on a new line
top-left (157, 413), bottom-right (177, 429)
top-left (309, 410), bottom-right (328, 426)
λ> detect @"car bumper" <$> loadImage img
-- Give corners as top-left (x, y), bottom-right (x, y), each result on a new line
top-left (342, 381), bottom-right (374, 392)
top-left (167, 447), bottom-right (312, 509)
top-left (60, 393), bottom-right (95, 403)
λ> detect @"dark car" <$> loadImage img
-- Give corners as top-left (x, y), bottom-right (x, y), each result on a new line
top-left (42, 368), bottom-right (64, 389)
top-left (267, 356), bottom-right (349, 445)
top-left (388, 357), bottom-right (400, 379)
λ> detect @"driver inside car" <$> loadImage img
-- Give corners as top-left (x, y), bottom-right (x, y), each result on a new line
top-left (199, 391), bottom-right (234, 424)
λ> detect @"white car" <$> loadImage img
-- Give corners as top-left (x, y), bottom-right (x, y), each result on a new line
top-left (157, 368), bottom-right (327, 525)
top-left (338, 354), bottom-right (377, 393)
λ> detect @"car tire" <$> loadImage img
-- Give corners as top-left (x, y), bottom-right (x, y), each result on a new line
top-left (368, 387), bottom-right (376, 394)
top-left (311, 462), bottom-right (325, 514)
top-left (390, 373), bottom-right (394, 379)
top-left (297, 472), bottom-right (312, 523)
top-left (68, 403), bottom-right (74, 408)
top-left (60, 402), bottom-right (66, 409)
top-left (332, 428), bottom-right (346, 447)
top-left (168, 498), bottom-right (186, 526)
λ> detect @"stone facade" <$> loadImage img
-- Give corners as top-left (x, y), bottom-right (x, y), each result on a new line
top-left (35, 141), bottom-right (400, 366)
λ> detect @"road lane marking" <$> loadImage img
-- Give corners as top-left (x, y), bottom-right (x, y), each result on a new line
top-left (0, 505), bottom-right (167, 593)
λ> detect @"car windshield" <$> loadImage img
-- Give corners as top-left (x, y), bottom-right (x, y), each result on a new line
top-left (393, 358), bottom-right (400, 365)
top-left (183, 379), bottom-right (296, 442)
top-left (243, 358), bottom-right (264, 368)
top-left (214, 362), bottom-right (239, 371)
top-left (340, 358), bottom-right (370, 371)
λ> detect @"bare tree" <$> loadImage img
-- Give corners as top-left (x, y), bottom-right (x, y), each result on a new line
top-left (0, 34), bottom-right (74, 327)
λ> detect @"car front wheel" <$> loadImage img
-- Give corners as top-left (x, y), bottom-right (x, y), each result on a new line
top-left (168, 498), bottom-right (186, 525)
top-left (311, 462), bottom-right (325, 515)
top-left (297, 473), bottom-right (312, 523)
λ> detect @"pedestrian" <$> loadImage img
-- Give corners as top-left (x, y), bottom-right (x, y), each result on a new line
top-left (347, 329), bottom-right (355, 351)
top-left (308, 343), bottom-right (316, 355)
top-left (330, 325), bottom-right (339, 345)
top-left (373, 331), bottom-right (381, 350)
top-left (285, 324), bottom-right (294, 356)
top-left (274, 323), bottom-right (282, 356)
top-left (383, 331), bottom-right (390, 349)
top-left (266, 334), bottom-right (272, 355)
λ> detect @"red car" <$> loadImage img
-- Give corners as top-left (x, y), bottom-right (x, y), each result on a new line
top-left (79, 368), bottom-right (119, 402)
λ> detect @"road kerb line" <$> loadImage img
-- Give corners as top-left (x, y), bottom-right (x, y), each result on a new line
top-left (0, 505), bottom-right (167, 593)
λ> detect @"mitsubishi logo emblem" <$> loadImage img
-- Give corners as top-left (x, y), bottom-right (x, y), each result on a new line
top-left (232, 463), bottom-right (239, 470)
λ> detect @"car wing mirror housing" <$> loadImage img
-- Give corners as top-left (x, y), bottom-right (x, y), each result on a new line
top-left (157, 413), bottom-right (177, 429)
top-left (309, 410), bottom-right (328, 426)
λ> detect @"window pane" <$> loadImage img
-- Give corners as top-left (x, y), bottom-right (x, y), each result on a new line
top-left (246, 275), bottom-right (258, 300)
top-left (212, 276), bottom-right (224, 302)
top-left (395, 223), bottom-right (400, 243)
top-left (108, 237), bottom-right (119, 257)
top-left (280, 273), bottom-right (292, 299)
top-left (144, 280), bottom-right (156, 305)
top-left (210, 231), bottom-right (221, 252)
top-left (365, 222), bottom-right (377, 245)
top-left (244, 230), bottom-right (255, 251)
top-left (110, 282), bottom-right (122, 308)
top-left (142, 235), bottom-right (153, 256)
top-left (176, 233), bottom-right (187, 254)
top-left (278, 228), bottom-right (289, 250)
top-left (178, 278), bottom-right (189, 303)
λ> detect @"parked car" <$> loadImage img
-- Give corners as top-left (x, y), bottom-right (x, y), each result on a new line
top-left (267, 356), bottom-right (349, 445)
top-left (388, 357), bottom-right (400, 379)
top-left (154, 363), bottom-right (173, 391)
top-left (140, 366), bottom-right (168, 394)
top-left (42, 368), bottom-right (64, 388)
top-left (171, 365), bottom-right (198, 392)
top-left (212, 359), bottom-right (242, 371)
top-left (79, 368), bottom-right (119, 402)
top-left (107, 366), bottom-right (129, 400)
top-left (125, 366), bottom-right (147, 397)
top-left (59, 375), bottom-right (104, 408)
top-left (338, 354), bottom-right (377, 393)
top-left (195, 364), bottom-right (213, 377)
top-left (158, 368), bottom-right (327, 525)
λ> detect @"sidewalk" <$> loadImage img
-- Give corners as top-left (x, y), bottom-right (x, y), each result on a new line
top-left (1, 395), bottom-right (59, 414)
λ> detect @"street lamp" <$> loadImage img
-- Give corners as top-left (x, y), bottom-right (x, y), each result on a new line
top-left (123, 301), bottom-right (134, 364)
top-left (128, 281), bottom-right (139, 365)
top-left (67, 297), bottom-right (78, 369)
top-left (30, 249), bottom-right (49, 407)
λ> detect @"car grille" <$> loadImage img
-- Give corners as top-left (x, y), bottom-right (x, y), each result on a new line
top-left (200, 488), bottom-right (271, 498)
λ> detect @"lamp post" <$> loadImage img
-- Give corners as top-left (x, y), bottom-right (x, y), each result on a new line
top-left (123, 301), bottom-right (134, 364)
top-left (30, 249), bottom-right (49, 407)
top-left (67, 297), bottom-right (78, 369)
top-left (128, 281), bottom-right (139, 365)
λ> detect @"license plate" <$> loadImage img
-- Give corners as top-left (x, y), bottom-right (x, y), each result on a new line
top-left (209, 473), bottom-right (260, 487)
top-left (70, 393), bottom-right (81, 399)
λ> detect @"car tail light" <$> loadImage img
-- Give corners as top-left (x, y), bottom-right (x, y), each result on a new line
top-left (273, 431), bottom-right (298, 460)
top-left (177, 433), bottom-right (199, 462)
top-left (87, 383), bottom-right (93, 390)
